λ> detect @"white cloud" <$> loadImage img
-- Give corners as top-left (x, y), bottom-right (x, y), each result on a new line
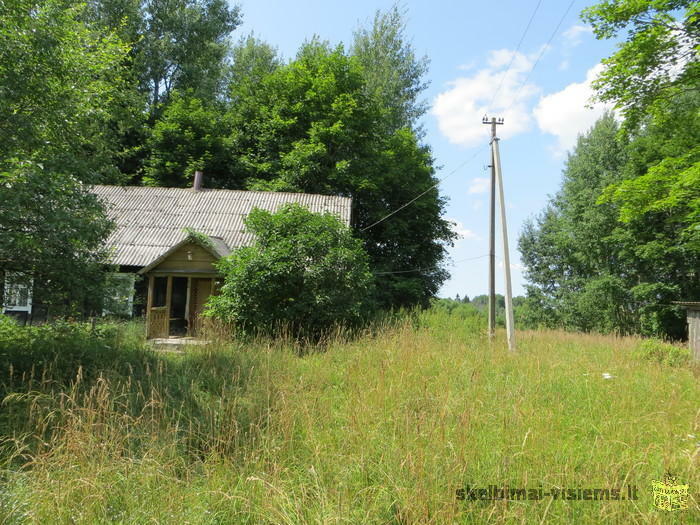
top-left (432, 49), bottom-right (540, 148)
top-left (468, 177), bottom-right (489, 194)
top-left (533, 64), bottom-right (613, 154)
top-left (562, 24), bottom-right (592, 46)
top-left (447, 218), bottom-right (479, 241)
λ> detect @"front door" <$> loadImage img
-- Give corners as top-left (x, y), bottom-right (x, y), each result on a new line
top-left (188, 278), bottom-right (213, 336)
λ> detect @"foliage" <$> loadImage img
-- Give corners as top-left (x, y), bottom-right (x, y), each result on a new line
top-left (520, 2), bottom-right (700, 338)
top-left (86, 0), bottom-right (242, 117)
top-left (0, 0), bottom-right (130, 181)
top-left (0, 163), bottom-right (115, 313)
top-left (351, 2), bottom-right (430, 134)
top-left (635, 337), bottom-right (691, 367)
top-left (227, 34), bottom-right (281, 103)
top-left (143, 91), bottom-right (235, 187)
top-left (0, 316), bottom-right (142, 387)
top-left (207, 204), bottom-right (375, 338)
top-left (581, 0), bottom-right (699, 128)
top-left (83, 0), bottom-right (241, 181)
top-left (222, 42), bottom-right (454, 308)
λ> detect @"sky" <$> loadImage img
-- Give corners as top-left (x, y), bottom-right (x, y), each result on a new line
top-left (234, 0), bottom-right (619, 299)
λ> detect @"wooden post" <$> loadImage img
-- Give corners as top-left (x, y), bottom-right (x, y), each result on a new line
top-left (689, 308), bottom-right (700, 363)
top-left (165, 275), bottom-right (173, 337)
top-left (146, 275), bottom-right (154, 338)
top-left (185, 277), bottom-right (192, 335)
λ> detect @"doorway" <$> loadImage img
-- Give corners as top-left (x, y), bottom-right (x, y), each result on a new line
top-left (169, 277), bottom-right (188, 336)
top-left (146, 275), bottom-right (214, 339)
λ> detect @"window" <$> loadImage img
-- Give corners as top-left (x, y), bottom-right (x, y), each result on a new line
top-left (3, 272), bottom-right (33, 313)
top-left (152, 277), bottom-right (168, 307)
top-left (103, 273), bottom-right (136, 317)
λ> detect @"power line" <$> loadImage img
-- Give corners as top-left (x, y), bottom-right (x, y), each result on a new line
top-left (486, 0), bottom-right (544, 112)
top-left (361, 145), bottom-right (488, 232)
top-left (361, 0), bottom-right (576, 236)
top-left (507, 0), bottom-right (577, 111)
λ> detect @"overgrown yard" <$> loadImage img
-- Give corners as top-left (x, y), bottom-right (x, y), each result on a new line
top-left (0, 311), bottom-right (698, 524)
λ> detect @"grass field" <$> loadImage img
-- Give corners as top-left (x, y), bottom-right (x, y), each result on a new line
top-left (0, 310), bottom-right (698, 524)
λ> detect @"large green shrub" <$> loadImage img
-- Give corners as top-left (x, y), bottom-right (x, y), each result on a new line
top-left (206, 204), bottom-right (375, 338)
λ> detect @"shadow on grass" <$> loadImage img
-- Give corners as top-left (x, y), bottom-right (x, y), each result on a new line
top-left (0, 317), bottom-right (273, 469)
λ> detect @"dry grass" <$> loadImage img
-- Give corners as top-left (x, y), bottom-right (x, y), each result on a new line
top-left (1, 311), bottom-right (698, 524)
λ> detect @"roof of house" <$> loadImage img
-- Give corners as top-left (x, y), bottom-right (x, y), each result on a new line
top-left (91, 185), bottom-right (353, 268)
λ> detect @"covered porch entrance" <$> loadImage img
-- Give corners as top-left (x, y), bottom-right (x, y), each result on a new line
top-left (138, 235), bottom-right (230, 339)
top-left (145, 274), bottom-right (217, 339)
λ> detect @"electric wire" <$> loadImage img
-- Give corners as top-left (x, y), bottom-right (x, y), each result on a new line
top-left (505, 0), bottom-right (577, 112)
top-left (360, 144), bottom-right (488, 232)
top-left (486, 0), bottom-right (544, 112)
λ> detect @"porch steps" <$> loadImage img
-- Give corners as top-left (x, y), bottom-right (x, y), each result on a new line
top-left (148, 337), bottom-right (211, 352)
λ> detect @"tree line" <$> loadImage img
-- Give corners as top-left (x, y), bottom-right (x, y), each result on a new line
top-left (517, 1), bottom-right (699, 339)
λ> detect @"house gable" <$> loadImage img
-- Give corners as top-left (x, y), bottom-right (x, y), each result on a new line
top-left (151, 242), bottom-right (218, 274)
top-left (138, 236), bottom-right (230, 276)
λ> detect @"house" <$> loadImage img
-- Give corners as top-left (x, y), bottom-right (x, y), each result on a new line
top-left (3, 174), bottom-right (352, 338)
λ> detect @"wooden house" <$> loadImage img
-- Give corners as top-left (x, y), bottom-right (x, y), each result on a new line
top-left (3, 175), bottom-right (352, 339)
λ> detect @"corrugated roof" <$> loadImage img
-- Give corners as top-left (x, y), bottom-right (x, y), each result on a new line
top-left (92, 185), bottom-right (353, 267)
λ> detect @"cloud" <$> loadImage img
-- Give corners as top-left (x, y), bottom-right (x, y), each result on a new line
top-left (562, 24), bottom-right (592, 46)
top-left (533, 64), bottom-right (613, 154)
top-left (447, 218), bottom-right (479, 241)
top-left (431, 49), bottom-right (540, 148)
top-left (468, 177), bottom-right (489, 194)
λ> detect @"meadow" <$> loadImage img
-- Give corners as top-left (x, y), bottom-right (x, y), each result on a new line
top-left (0, 309), bottom-right (698, 524)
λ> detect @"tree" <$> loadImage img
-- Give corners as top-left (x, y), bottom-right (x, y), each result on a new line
top-left (206, 204), bottom-right (374, 338)
top-left (351, 2), bottom-right (430, 134)
top-left (0, 163), bottom-right (115, 314)
top-left (0, 0), bottom-right (130, 181)
top-left (518, 114), bottom-right (639, 334)
top-left (518, 108), bottom-right (696, 338)
top-left (143, 90), bottom-right (236, 188)
top-left (0, 0), bottom-right (126, 313)
top-left (581, 0), bottom-right (699, 128)
top-left (227, 34), bottom-right (281, 103)
top-left (83, 0), bottom-right (241, 182)
top-left (87, 0), bottom-right (242, 118)
top-left (223, 41), bottom-right (455, 308)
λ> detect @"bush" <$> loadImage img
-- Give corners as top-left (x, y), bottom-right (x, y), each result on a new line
top-left (0, 315), bottom-right (145, 388)
top-left (206, 203), bottom-right (375, 339)
top-left (635, 338), bottom-right (690, 367)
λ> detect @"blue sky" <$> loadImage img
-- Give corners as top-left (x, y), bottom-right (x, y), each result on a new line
top-left (235, 0), bottom-right (619, 299)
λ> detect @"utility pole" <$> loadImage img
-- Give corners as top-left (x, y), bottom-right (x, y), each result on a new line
top-left (487, 149), bottom-right (496, 339)
top-left (482, 116), bottom-right (516, 351)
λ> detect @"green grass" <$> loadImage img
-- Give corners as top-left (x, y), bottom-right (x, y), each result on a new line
top-left (0, 311), bottom-right (698, 524)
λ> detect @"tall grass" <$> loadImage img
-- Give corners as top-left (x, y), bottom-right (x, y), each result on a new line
top-left (0, 310), bottom-right (698, 523)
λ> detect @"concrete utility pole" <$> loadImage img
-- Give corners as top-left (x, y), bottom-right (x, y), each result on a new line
top-left (483, 116), bottom-right (516, 351)
top-left (488, 150), bottom-right (497, 339)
